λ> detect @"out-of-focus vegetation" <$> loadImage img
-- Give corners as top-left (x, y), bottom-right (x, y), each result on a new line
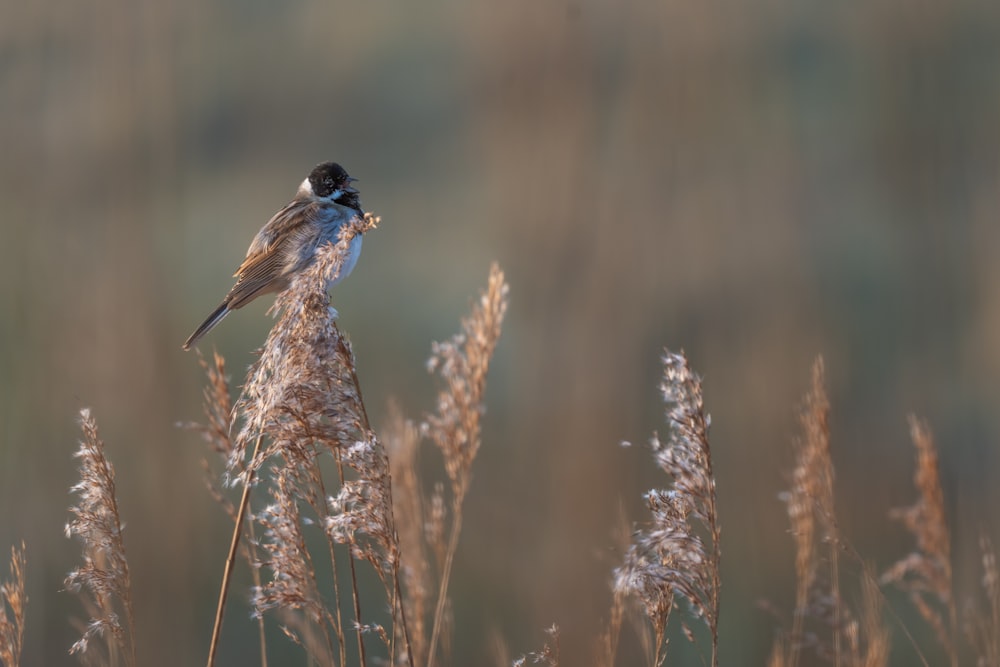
top-left (1, 1), bottom-right (999, 665)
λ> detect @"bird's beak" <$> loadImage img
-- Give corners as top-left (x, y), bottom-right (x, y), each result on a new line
top-left (344, 177), bottom-right (359, 195)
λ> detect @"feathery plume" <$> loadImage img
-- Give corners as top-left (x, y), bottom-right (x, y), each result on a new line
top-left (385, 407), bottom-right (432, 664)
top-left (423, 263), bottom-right (509, 502)
top-left (0, 543), bottom-right (26, 667)
top-left (614, 350), bottom-right (721, 667)
top-left (423, 263), bottom-right (509, 667)
top-left (880, 415), bottom-right (957, 666)
top-left (204, 212), bottom-right (393, 667)
top-left (775, 358), bottom-right (892, 667)
top-left (251, 469), bottom-right (335, 663)
top-left (233, 212), bottom-right (380, 480)
top-left (965, 534), bottom-right (1000, 667)
top-left (64, 409), bottom-right (136, 667)
top-left (781, 357), bottom-right (838, 665)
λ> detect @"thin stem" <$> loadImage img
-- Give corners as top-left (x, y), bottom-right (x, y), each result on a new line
top-left (392, 561), bottom-right (416, 667)
top-left (312, 457), bottom-right (347, 666)
top-left (206, 434), bottom-right (263, 667)
top-left (245, 519), bottom-right (268, 667)
top-left (123, 555), bottom-right (137, 667)
top-left (388, 489), bottom-right (415, 667)
top-left (841, 541), bottom-right (932, 667)
top-left (831, 536), bottom-right (841, 667)
top-left (426, 504), bottom-right (463, 667)
top-left (709, 518), bottom-right (721, 667)
top-left (333, 449), bottom-right (368, 667)
top-left (343, 335), bottom-right (414, 666)
top-left (653, 632), bottom-right (665, 667)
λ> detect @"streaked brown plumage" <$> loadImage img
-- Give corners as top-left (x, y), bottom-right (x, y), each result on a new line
top-left (183, 162), bottom-right (363, 350)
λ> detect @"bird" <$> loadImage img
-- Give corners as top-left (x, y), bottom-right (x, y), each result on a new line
top-left (182, 161), bottom-right (364, 350)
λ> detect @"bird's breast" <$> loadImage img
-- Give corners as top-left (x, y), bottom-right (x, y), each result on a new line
top-left (329, 234), bottom-right (362, 287)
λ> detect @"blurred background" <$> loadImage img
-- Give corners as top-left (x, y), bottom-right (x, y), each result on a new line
top-left (2, 0), bottom-right (1000, 664)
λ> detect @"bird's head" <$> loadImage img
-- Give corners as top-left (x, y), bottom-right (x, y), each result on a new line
top-left (300, 162), bottom-right (359, 204)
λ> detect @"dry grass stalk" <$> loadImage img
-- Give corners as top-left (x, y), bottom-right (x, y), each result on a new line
top-left (965, 534), bottom-right (1000, 666)
top-left (232, 212), bottom-right (380, 479)
top-left (836, 565), bottom-right (890, 667)
top-left (423, 263), bottom-right (509, 667)
top-left (183, 351), bottom-right (235, 463)
top-left (64, 408), bottom-right (137, 667)
top-left (206, 211), bottom-right (420, 667)
top-left (180, 350), bottom-right (271, 665)
top-left (766, 636), bottom-right (789, 667)
top-left (385, 406), bottom-right (432, 664)
top-left (427, 483), bottom-right (448, 574)
top-left (0, 543), bottom-right (26, 667)
top-left (778, 357), bottom-right (842, 666)
top-left (596, 508), bottom-right (630, 667)
top-left (856, 570), bottom-right (891, 667)
top-left (489, 627), bottom-right (512, 667)
top-left (201, 211), bottom-right (403, 667)
top-left (774, 359), bottom-right (896, 667)
top-left (613, 349), bottom-right (722, 667)
top-left (252, 468), bottom-right (336, 663)
top-left (880, 415), bottom-right (958, 666)
top-left (597, 588), bottom-right (626, 667)
top-left (180, 351), bottom-right (244, 525)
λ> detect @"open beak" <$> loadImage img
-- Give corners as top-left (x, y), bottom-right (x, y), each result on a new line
top-left (344, 176), bottom-right (359, 195)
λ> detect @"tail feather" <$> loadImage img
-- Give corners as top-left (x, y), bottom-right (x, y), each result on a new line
top-left (182, 302), bottom-right (231, 350)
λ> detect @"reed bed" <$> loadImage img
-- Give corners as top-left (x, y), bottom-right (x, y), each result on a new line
top-left (1, 242), bottom-right (997, 665)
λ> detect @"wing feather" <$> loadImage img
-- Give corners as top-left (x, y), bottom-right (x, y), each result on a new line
top-left (238, 199), bottom-right (314, 270)
top-left (224, 200), bottom-right (326, 310)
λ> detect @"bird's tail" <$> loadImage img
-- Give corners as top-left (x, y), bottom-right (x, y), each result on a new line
top-left (182, 302), bottom-right (231, 350)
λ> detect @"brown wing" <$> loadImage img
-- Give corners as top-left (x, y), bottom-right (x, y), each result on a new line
top-left (224, 253), bottom-right (288, 309)
top-left (239, 198), bottom-right (313, 266)
top-left (223, 199), bottom-right (320, 310)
